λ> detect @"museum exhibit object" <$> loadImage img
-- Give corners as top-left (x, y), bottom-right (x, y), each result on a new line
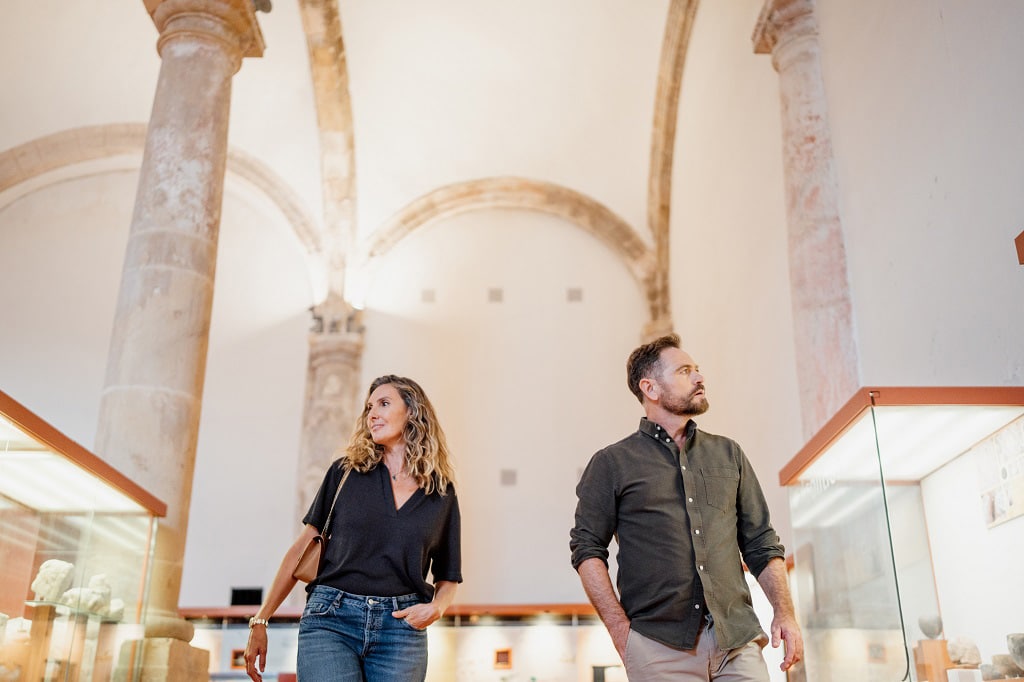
top-left (781, 387), bottom-right (1024, 682)
top-left (0, 390), bottom-right (165, 681)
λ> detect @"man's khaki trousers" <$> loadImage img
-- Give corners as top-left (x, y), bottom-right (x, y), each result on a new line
top-left (623, 621), bottom-right (770, 681)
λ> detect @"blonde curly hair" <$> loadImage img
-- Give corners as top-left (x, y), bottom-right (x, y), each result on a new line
top-left (343, 375), bottom-right (456, 495)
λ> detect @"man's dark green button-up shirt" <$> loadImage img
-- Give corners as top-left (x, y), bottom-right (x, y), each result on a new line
top-left (570, 418), bottom-right (784, 651)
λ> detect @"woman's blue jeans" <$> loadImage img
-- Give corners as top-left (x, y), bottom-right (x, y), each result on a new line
top-left (297, 585), bottom-right (428, 682)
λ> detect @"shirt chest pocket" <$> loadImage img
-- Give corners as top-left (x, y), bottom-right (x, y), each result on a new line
top-left (700, 466), bottom-right (739, 512)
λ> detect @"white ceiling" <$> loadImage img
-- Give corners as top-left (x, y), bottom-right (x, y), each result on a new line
top-left (340, 0), bottom-right (668, 237)
top-left (0, 0), bottom-right (674, 255)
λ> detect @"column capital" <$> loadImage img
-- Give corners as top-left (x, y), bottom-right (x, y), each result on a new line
top-left (310, 293), bottom-right (363, 335)
top-left (752, 0), bottom-right (816, 59)
top-left (149, 0), bottom-right (265, 63)
top-left (308, 294), bottom-right (365, 363)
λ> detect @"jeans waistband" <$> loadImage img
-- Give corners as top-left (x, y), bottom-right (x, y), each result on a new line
top-left (310, 584), bottom-right (421, 609)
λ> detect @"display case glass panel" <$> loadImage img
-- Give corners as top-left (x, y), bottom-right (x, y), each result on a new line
top-left (783, 388), bottom-right (1024, 682)
top-left (0, 391), bottom-right (164, 682)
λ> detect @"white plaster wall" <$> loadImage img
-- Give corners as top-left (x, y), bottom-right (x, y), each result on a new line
top-left (921, 417), bottom-right (1024, 661)
top-left (0, 169), bottom-right (314, 608)
top-left (341, 0), bottom-right (668, 237)
top-left (816, 0), bottom-right (1024, 386)
top-left (0, 0), bottom-right (324, 233)
top-left (0, 171), bottom-right (132, 441)
top-left (0, 3), bottom-right (158, 150)
top-left (669, 0), bottom-right (803, 549)
top-left (359, 208), bottom-right (648, 604)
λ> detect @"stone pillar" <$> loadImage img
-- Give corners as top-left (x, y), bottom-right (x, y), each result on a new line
top-left (95, 0), bottom-right (262, 677)
top-left (753, 0), bottom-right (859, 439)
top-left (296, 294), bottom-right (365, 521)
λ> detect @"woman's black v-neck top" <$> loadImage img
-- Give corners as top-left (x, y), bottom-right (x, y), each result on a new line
top-left (302, 460), bottom-right (462, 601)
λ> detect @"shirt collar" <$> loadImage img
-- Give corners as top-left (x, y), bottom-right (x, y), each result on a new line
top-left (639, 416), bottom-right (696, 443)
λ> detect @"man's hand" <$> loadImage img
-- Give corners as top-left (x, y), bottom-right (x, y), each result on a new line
top-left (608, 618), bottom-right (631, 661)
top-left (577, 558), bottom-right (632, 663)
top-left (756, 558), bottom-right (803, 672)
top-left (770, 610), bottom-right (803, 671)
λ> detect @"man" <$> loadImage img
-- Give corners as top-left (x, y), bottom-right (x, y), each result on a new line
top-left (570, 334), bottom-right (802, 680)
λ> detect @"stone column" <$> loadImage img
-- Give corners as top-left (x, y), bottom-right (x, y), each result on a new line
top-left (95, 0), bottom-right (262, 677)
top-left (295, 295), bottom-right (366, 523)
top-left (753, 0), bottom-right (859, 439)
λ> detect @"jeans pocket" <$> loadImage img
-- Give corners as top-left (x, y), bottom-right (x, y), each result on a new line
top-left (396, 615), bottom-right (426, 632)
top-left (302, 592), bottom-right (335, 618)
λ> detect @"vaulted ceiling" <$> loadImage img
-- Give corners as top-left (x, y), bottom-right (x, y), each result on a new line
top-left (1, 0), bottom-right (716, 332)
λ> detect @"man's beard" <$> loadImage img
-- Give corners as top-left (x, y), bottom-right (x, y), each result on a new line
top-left (662, 387), bottom-right (709, 416)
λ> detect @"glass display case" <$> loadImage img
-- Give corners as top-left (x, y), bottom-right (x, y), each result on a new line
top-left (781, 387), bottom-right (1024, 682)
top-left (0, 390), bottom-right (165, 682)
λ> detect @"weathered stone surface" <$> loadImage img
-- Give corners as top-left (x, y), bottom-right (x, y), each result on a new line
top-left (296, 294), bottom-right (365, 520)
top-left (992, 653), bottom-right (1024, 677)
top-left (94, 4), bottom-right (263, 679)
top-left (298, 0), bottom-right (355, 297)
top-left (646, 0), bottom-right (698, 335)
top-left (114, 638), bottom-right (210, 682)
top-left (753, 0), bottom-right (860, 438)
top-left (1009, 633), bottom-right (1024, 669)
top-left (948, 636), bottom-right (982, 666)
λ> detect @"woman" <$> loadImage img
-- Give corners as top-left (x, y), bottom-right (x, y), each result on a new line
top-left (245, 375), bottom-right (461, 682)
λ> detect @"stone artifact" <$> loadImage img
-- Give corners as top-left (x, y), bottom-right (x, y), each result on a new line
top-left (979, 663), bottom-right (1000, 680)
top-left (106, 598), bottom-right (125, 620)
top-left (86, 575), bottom-right (111, 610)
top-left (991, 653), bottom-right (1024, 678)
top-left (60, 587), bottom-right (105, 613)
top-left (30, 559), bottom-right (75, 602)
top-left (918, 614), bottom-right (943, 639)
top-left (59, 573), bottom-right (114, 615)
top-left (948, 636), bottom-right (983, 667)
top-left (1009, 633), bottom-right (1024, 669)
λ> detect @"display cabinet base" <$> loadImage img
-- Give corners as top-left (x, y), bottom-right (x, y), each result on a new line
top-left (113, 637), bottom-right (210, 682)
top-left (915, 639), bottom-right (952, 682)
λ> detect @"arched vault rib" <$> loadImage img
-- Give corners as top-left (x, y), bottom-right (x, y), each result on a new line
top-left (297, 0), bottom-right (356, 298)
top-left (364, 177), bottom-right (659, 323)
top-left (0, 124), bottom-right (325, 290)
top-left (646, 0), bottom-right (700, 335)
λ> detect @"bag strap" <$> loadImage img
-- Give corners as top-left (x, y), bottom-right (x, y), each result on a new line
top-left (322, 465), bottom-right (351, 540)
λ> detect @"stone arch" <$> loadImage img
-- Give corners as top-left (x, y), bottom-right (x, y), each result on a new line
top-left (645, 0), bottom-right (699, 331)
top-left (364, 176), bottom-right (659, 322)
top-left (0, 124), bottom-right (325, 292)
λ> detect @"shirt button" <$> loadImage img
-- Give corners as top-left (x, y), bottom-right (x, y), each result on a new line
top-left (695, 529), bottom-right (701, 535)
top-left (694, 604), bottom-right (701, 609)
top-left (665, 438), bottom-right (671, 443)
top-left (681, 466), bottom-right (686, 471)
top-left (699, 565), bottom-right (704, 570)
top-left (688, 497), bottom-right (693, 503)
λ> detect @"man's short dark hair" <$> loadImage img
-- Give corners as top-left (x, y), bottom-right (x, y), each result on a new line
top-left (626, 333), bottom-right (681, 403)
